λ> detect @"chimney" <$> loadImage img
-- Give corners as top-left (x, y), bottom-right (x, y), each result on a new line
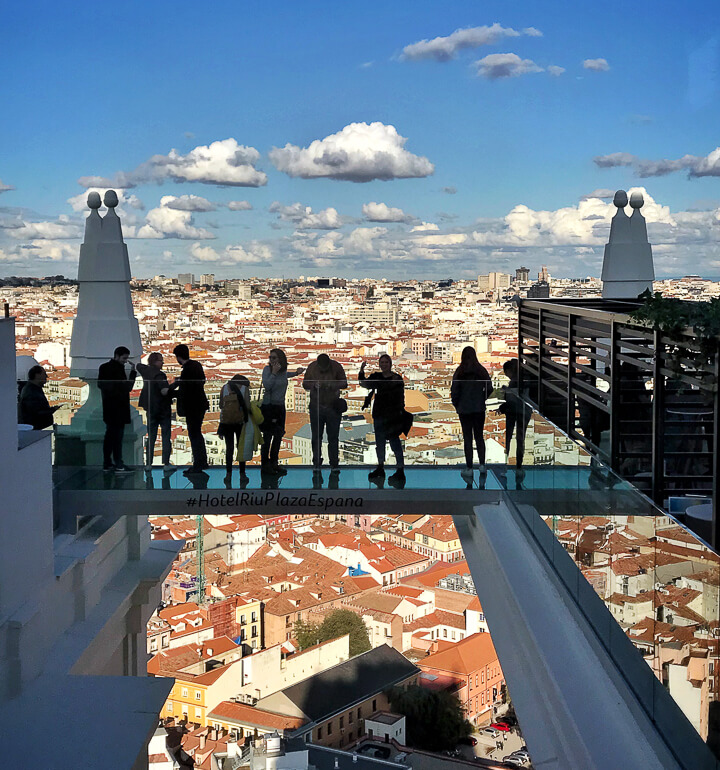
top-left (200, 734), bottom-right (206, 750)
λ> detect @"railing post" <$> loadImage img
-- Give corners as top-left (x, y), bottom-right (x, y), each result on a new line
top-left (537, 306), bottom-right (545, 414)
top-left (712, 345), bottom-right (719, 551)
top-left (609, 321), bottom-right (620, 473)
top-left (566, 312), bottom-right (574, 437)
top-left (651, 329), bottom-right (665, 507)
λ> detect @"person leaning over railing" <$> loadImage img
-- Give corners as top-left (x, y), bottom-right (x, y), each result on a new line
top-left (360, 354), bottom-right (406, 485)
top-left (302, 353), bottom-right (347, 473)
top-left (260, 348), bottom-right (303, 475)
top-left (451, 346), bottom-right (492, 479)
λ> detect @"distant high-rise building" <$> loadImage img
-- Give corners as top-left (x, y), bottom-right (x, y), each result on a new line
top-left (178, 272), bottom-right (195, 286)
top-left (200, 273), bottom-right (215, 286)
top-left (539, 265), bottom-right (550, 283)
top-left (515, 266), bottom-right (530, 283)
top-left (478, 272), bottom-right (511, 292)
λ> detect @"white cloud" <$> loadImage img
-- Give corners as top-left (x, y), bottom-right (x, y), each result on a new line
top-left (17, 240), bottom-right (77, 262)
top-left (0, 179), bottom-right (14, 193)
top-left (136, 196), bottom-right (216, 240)
top-left (9, 219), bottom-right (82, 240)
top-left (362, 201), bottom-right (414, 223)
top-left (581, 188), bottom-right (616, 201)
top-left (401, 24), bottom-right (541, 62)
top-left (269, 201), bottom-right (343, 229)
top-left (190, 241), bottom-right (272, 265)
top-left (227, 200), bottom-right (253, 211)
top-left (475, 53), bottom-right (543, 79)
top-left (593, 148), bottom-right (720, 178)
top-left (67, 189), bottom-right (145, 223)
top-left (583, 58), bottom-right (610, 72)
top-left (78, 138), bottom-right (267, 188)
top-left (164, 195), bottom-right (216, 212)
top-left (411, 222), bottom-right (439, 232)
top-left (270, 122), bottom-right (434, 182)
top-left (547, 65), bottom-right (565, 76)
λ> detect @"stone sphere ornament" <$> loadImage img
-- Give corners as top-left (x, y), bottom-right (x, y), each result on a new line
top-left (613, 190), bottom-right (628, 208)
top-left (104, 190), bottom-right (119, 208)
top-left (629, 191), bottom-right (644, 209)
top-left (87, 191), bottom-right (102, 209)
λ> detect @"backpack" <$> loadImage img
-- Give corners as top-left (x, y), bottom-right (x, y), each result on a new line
top-left (220, 392), bottom-right (244, 424)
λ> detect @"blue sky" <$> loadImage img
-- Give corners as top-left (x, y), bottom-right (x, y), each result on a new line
top-left (2, 1), bottom-right (720, 279)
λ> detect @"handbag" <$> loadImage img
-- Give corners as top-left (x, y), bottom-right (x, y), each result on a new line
top-left (400, 409), bottom-right (414, 437)
top-left (334, 398), bottom-right (348, 415)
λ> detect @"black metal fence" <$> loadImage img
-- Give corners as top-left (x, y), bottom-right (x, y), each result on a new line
top-left (519, 298), bottom-right (719, 548)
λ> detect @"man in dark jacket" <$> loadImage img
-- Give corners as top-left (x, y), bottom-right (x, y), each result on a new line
top-left (98, 346), bottom-right (137, 472)
top-left (19, 365), bottom-right (60, 429)
top-left (302, 353), bottom-right (347, 471)
top-left (136, 352), bottom-right (172, 469)
top-left (171, 343), bottom-right (209, 474)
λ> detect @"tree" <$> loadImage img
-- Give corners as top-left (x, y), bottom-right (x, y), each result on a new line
top-left (293, 609), bottom-right (371, 657)
top-left (388, 684), bottom-right (473, 752)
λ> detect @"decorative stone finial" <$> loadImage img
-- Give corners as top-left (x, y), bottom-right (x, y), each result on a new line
top-left (613, 190), bottom-right (628, 208)
top-left (629, 191), bottom-right (644, 209)
top-left (87, 191), bottom-right (102, 209)
top-left (104, 190), bottom-right (119, 208)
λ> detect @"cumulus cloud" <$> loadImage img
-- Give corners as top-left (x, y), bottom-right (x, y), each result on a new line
top-left (67, 189), bottom-right (145, 219)
top-left (0, 179), bottom-right (15, 193)
top-left (9, 217), bottom-right (82, 241)
top-left (411, 222), bottom-right (440, 232)
top-left (227, 200), bottom-right (253, 211)
top-left (269, 122), bottom-right (434, 182)
top-left (78, 138), bottom-right (267, 189)
top-left (593, 148), bottom-right (720, 178)
top-left (164, 195), bottom-right (216, 212)
top-left (362, 201), bottom-right (414, 223)
top-left (581, 189), bottom-right (616, 201)
top-left (136, 196), bottom-right (216, 240)
top-left (400, 24), bottom-right (541, 62)
top-left (269, 201), bottom-right (343, 229)
top-left (547, 65), bottom-right (565, 76)
top-left (583, 58), bottom-right (610, 71)
top-left (475, 53), bottom-right (544, 79)
top-left (16, 240), bottom-right (77, 262)
top-left (190, 241), bottom-right (272, 265)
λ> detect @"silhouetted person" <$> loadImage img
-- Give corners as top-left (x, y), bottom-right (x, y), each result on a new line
top-left (360, 354), bottom-right (405, 485)
top-left (170, 344), bottom-right (209, 474)
top-left (19, 364), bottom-right (60, 430)
top-left (451, 347), bottom-right (491, 478)
top-left (302, 353), bottom-right (347, 471)
top-left (137, 352), bottom-right (172, 469)
top-left (219, 375), bottom-right (259, 481)
top-left (261, 348), bottom-right (303, 474)
top-left (98, 346), bottom-right (137, 472)
top-left (501, 359), bottom-right (531, 468)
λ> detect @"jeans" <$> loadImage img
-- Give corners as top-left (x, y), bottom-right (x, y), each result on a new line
top-left (147, 414), bottom-right (172, 465)
top-left (506, 411), bottom-right (529, 467)
top-left (103, 421), bottom-right (125, 466)
top-left (459, 411), bottom-right (486, 468)
top-left (223, 424), bottom-right (244, 471)
top-left (309, 404), bottom-right (341, 468)
top-left (185, 411), bottom-right (208, 469)
top-left (260, 404), bottom-right (286, 466)
top-left (374, 417), bottom-right (404, 467)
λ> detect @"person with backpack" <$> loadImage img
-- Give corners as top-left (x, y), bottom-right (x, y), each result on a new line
top-left (219, 374), bottom-right (260, 481)
top-left (451, 346), bottom-right (492, 479)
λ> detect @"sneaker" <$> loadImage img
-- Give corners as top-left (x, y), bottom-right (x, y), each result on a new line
top-left (461, 467), bottom-right (474, 480)
top-left (388, 469), bottom-right (406, 489)
top-left (368, 465), bottom-right (385, 480)
top-left (115, 465), bottom-right (134, 474)
top-left (103, 464), bottom-right (115, 473)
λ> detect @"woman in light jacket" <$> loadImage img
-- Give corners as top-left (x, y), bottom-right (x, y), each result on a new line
top-left (261, 348), bottom-right (303, 474)
top-left (219, 375), bottom-right (260, 479)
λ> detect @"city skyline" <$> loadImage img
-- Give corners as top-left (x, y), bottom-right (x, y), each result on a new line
top-left (2, 1), bottom-right (720, 279)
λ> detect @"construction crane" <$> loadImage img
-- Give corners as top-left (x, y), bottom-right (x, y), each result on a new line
top-left (194, 514), bottom-right (206, 607)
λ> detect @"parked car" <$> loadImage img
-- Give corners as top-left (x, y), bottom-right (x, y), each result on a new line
top-left (459, 736), bottom-right (478, 746)
top-left (490, 722), bottom-right (511, 732)
top-left (481, 727), bottom-right (500, 738)
top-left (508, 750), bottom-right (532, 764)
top-left (496, 715), bottom-right (518, 727)
top-left (503, 757), bottom-right (524, 768)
